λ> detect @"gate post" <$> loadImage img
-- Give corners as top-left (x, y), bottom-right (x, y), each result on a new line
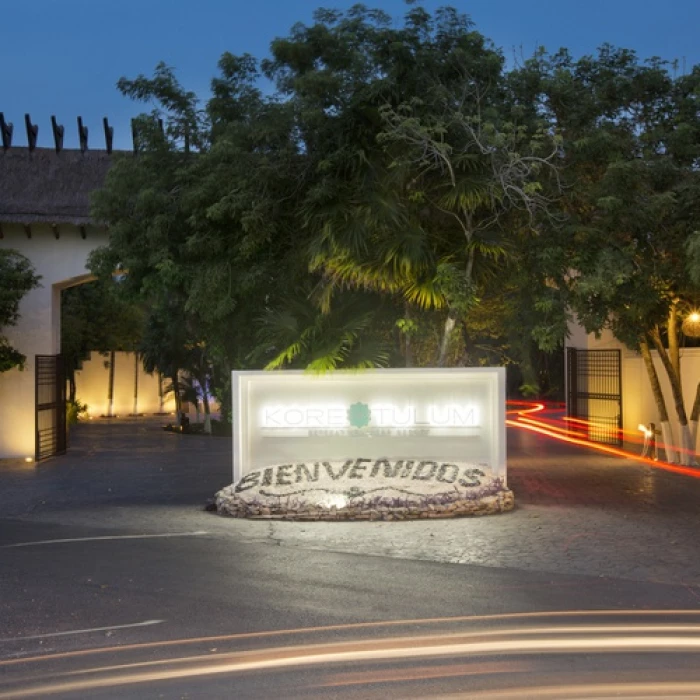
top-left (566, 348), bottom-right (578, 419)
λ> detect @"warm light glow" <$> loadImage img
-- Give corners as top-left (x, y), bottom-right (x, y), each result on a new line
top-left (324, 494), bottom-right (347, 509)
top-left (689, 312), bottom-right (700, 323)
top-left (517, 415), bottom-right (589, 439)
top-left (505, 401), bottom-right (545, 416)
top-left (638, 423), bottom-right (652, 438)
top-left (24, 456), bottom-right (33, 463)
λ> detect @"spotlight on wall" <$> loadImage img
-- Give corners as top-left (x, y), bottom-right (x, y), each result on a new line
top-left (682, 310), bottom-right (700, 338)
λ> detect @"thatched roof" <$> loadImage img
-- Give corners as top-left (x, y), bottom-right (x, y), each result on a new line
top-left (0, 147), bottom-right (113, 225)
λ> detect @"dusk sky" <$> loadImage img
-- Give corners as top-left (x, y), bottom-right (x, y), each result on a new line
top-left (2, 0), bottom-right (699, 150)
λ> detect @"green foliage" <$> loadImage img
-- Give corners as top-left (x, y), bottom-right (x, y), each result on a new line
top-left (66, 399), bottom-right (88, 426)
top-left (0, 250), bottom-right (41, 372)
top-left (89, 4), bottom-right (700, 398)
top-left (256, 289), bottom-right (393, 372)
top-left (510, 43), bottom-right (700, 356)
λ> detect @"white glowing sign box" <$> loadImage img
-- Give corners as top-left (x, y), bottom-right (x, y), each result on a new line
top-left (232, 368), bottom-right (506, 483)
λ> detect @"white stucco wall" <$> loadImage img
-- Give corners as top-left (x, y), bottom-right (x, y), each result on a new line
top-left (621, 347), bottom-right (700, 449)
top-left (565, 317), bottom-right (619, 352)
top-left (0, 223), bottom-right (108, 458)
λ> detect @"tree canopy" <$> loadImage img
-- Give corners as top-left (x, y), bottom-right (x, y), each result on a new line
top-left (88, 3), bottom-right (700, 436)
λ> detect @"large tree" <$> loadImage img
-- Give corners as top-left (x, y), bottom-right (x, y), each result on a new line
top-left (261, 5), bottom-right (561, 369)
top-left (92, 3), bottom-right (700, 419)
top-left (512, 47), bottom-right (700, 462)
top-left (89, 5), bottom-right (564, 396)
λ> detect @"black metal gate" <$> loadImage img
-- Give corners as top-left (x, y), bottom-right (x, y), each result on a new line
top-left (566, 348), bottom-right (622, 446)
top-left (35, 354), bottom-right (67, 461)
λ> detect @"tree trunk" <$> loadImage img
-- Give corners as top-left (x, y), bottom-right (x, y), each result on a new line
top-left (668, 303), bottom-right (681, 381)
top-left (193, 373), bottom-right (201, 425)
top-left (404, 302), bottom-right (413, 368)
top-left (202, 390), bottom-right (212, 435)
top-left (106, 350), bottom-right (115, 417)
top-left (458, 322), bottom-right (470, 367)
top-left (650, 327), bottom-right (690, 464)
top-left (68, 372), bottom-right (76, 404)
top-left (158, 371), bottom-right (164, 413)
top-left (132, 352), bottom-right (139, 416)
top-left (171, 372), bottom-right (181, 427)
top-left (639, 338), bottom-right (676, 462)
top-left (437, 308), bottom-right (457, 367)
top-left (437, 244), bottom-right (474, 367)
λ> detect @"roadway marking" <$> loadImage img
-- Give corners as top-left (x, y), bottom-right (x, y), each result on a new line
top-left (0, 620), bottom-right (165, 643)
top-left (1, 531), bottom-right (209, 548)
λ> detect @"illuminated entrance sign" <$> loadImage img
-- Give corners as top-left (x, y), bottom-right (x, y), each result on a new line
top-left (260, 402), bottom-right (480, 434)
top-left (232, 368), bottom-right (506, 483)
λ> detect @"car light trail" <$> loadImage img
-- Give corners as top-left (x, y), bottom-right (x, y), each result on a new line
top-left (507, 401), bottom-right (700, 479)
top-left (4, 626), bottom-right (700, 698)
top-left (312, 659), bottom-right (532, 687)
top-left (563, 416), bottom-right (644, 440)
top-left (435, 681), bottom-right (700, 699)
top-left (3, 609), bottom-right (700, 668)
top-left (515, 415), bottom-right (591, 439)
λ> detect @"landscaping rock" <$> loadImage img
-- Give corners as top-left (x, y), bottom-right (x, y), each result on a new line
top-left (215, 458), bottom-right (514, 521)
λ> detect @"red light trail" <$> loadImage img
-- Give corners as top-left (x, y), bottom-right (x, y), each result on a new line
top-left (507, 401), bottom-right (700, 479)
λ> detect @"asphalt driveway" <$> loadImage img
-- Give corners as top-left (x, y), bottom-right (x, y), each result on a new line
top-left (1, 417), bottom-right (699, 586)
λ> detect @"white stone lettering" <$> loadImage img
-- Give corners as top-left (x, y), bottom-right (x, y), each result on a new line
top-left (306, 408), bottom-right (324, 426)
top-left (327, 407), bottom-right (347, 427)
top-left (263, 408), bottom-right (282, 426)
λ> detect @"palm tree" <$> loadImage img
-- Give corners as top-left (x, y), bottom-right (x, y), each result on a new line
top-left (256, 288), bottom-right (394, 372)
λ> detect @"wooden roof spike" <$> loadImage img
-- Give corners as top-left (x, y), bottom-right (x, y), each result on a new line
top-left (103, 117), bottom-right (114, 154)
top-left (0, 113), bottom-right (13, 151)
top-left (77, 116), bottom-right (88, 153)
top-left (51, 116), bottom-right (64, 153)
top-left (24, 114), bottom-right (38, 151)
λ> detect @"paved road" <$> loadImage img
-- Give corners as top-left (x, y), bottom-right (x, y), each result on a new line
top-left (1, 418), bottom-right (699, 584)
top-left (2, 418), bottom-right (700, 696)
top-left (3, 603), bottom-right (700, 698)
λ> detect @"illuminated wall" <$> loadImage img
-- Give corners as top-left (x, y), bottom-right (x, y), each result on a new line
top-left (0, 223), bottom-right (108, 459)
top-left (74, 351), bottom-right (175, 417)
